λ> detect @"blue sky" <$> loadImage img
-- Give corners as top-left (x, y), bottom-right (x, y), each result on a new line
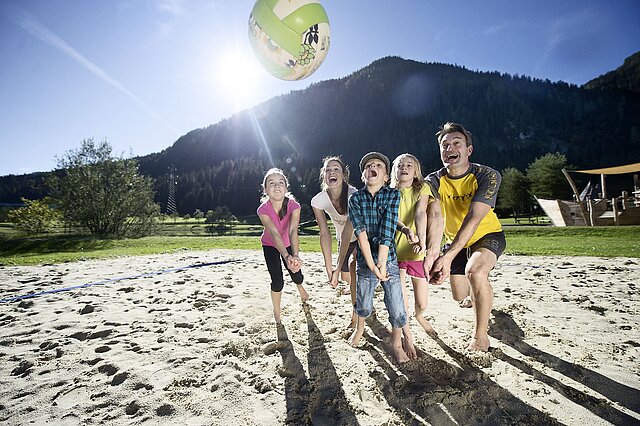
top-left (1, 0), bottom-right (639, 176)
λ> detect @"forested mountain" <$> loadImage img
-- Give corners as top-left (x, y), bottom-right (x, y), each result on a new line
top-left (583, 51), bottom-right (640, 95)
top-left (2, 53), bottom-right (640, 218)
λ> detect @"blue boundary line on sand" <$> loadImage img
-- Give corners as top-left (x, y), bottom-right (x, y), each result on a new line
top-left (0, 259), bottom-right (238, 304)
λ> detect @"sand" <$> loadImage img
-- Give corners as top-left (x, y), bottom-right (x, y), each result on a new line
top-left (0, 250), bottom-right (638, 425)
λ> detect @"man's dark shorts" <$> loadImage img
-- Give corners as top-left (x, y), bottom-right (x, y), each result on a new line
top-left (443, 231), bottom-right (506, 276)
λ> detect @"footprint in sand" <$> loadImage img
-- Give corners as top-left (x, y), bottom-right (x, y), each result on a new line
top-left (125, 400), bottom-right (141, 416)
top-left (156, 403), bottom-right (175, 416)
top-left (111, 372), bottom-right (129, 386)
top-left (98, 363), bottom-right (118, 376)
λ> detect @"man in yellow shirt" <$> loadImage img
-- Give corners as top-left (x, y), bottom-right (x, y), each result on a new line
top-left (426, 122), bottom-right (506, 352)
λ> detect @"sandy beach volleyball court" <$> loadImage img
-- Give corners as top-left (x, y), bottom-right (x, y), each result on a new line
top-left (0, 249), bottom-right (638, 425)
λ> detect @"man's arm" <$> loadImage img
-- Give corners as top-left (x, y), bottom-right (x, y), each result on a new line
top-left (430, 201), bottom-right (490, 284)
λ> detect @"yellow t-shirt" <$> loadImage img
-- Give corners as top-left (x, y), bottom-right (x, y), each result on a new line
top-left (426, 164), bottom-right (502, 247)
top-left (395, 184), bottom-right (434, 261)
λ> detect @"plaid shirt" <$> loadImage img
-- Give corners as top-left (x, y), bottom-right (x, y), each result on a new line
top-left (348, 185), bottom-right (400, 264)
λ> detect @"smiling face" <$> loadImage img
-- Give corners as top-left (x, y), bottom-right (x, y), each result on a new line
top-left (322, 160), bottom-right (345, 190)
top-left (361, 158), bottom-right (388, 188)
top-left (263, 173), bottom-right (288, 202)
top-left (439, 131), bottom-right (473, 173)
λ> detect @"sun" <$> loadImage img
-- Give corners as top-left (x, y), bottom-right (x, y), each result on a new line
top-left (214, 51), bottom-right (262, 108)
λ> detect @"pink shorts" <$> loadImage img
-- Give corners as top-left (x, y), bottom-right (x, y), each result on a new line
top-left (397, 260), bottom-right (426, 279)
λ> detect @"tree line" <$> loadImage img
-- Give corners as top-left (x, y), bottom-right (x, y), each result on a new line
top-left (8, 137), bottom-right (574, 237)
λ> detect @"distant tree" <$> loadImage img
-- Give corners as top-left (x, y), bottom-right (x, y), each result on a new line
top-left (498, 168), bottom-right (532, 216)
top-left (7, 197), bottom-right (61, 234)
top-left (193, 209), bottom-right (204, 223)
top-left (48, 138), bottom-right (160, 237)
top-left (526, 153), bottom-right (572, 199)
top-left (182, 213), bottom-right (191, 220)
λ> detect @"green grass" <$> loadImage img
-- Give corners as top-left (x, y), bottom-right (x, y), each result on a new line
top-left (501, 225), bottom-right (640, 257)
top-left (1, 226), bottom-right (638, 266)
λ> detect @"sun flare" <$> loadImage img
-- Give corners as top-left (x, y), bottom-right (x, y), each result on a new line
top-left (214, 51), bottom-right (261, 107)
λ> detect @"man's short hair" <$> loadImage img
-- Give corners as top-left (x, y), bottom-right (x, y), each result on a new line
top-left (436, 122), bottom-right (473, 146)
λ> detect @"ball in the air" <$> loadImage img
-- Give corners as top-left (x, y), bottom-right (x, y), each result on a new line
top-left (248, 0), bottom-right (330, 81)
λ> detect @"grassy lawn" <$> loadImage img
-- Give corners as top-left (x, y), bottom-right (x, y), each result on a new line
top-left (1, 225), bottom-right (639, 266)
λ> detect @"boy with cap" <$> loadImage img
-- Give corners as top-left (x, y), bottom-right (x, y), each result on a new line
top-left (347, 152), bottom-right (416, 363)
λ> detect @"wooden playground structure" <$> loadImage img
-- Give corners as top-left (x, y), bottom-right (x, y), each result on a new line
top-left (536, 162), bottom-right (640, 226)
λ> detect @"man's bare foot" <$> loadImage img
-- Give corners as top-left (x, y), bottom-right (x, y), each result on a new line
top-left (466, 337), bottom-right (490, 352)
top-left (417, 316), bottom-right (438, 338)
top-left (297, 285), bottom-right (309, 303)
top-left (274, 313), bottom-right (281, 325)
top-left (459, 296), bottom-right (473, 308)
top-left (393, 345), bottom-right (410, 364)
top-left (348, 328), bottom-right (364, 347)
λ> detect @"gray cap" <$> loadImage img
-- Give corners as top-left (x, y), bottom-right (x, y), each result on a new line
top-left (359, 152), bottom-right (390, 173)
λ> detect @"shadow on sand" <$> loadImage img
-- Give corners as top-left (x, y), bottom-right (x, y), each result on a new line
top-left (276, 307), bottom-right (359, 425)
top-left (489, 309), bottom-right (639, 425)
top-left (362, 314), bottom-right (561, 425)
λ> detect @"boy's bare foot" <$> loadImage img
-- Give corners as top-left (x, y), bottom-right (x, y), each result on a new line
top-left (466, 337), bottom-right (490, 352)
top-left (297, 285), bottom-right (309, 303)
top-left (402, 328), bottom-right (418, 360)
top-left (348, 328), bottom-right (364, 347)
top-left (403, 339), bottom-right (417, 360)
top-left (393, 345), bottom-right (410, 364)
top-left (346, 311), bottom-right (357, 329)
top-left (274, 313), bottom-right (281, 324)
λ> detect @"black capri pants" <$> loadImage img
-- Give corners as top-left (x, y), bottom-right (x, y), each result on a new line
top-left (262, 245), bottom-right (304, 292)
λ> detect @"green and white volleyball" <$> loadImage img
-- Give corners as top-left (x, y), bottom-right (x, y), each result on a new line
top-left (248, 0), bottom-right (330, 81)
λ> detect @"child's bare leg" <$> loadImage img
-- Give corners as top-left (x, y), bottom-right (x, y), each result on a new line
top-left (399, 268), bottom-right (410, 314)
top-left (391, 327), bottom-right (410, 363)
top-left (348, 316), bottom-right (365, 347)
top-left (271, 290), bottom-right (282, 324)
top-left (413, 277), bottom-right (437, 337)
top-left (296, 284), bottom-right (309, 303)
top-left (348, 259), bottom-right (357, 328)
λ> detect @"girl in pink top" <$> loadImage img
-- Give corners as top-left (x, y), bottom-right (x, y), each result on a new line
top-left (257, 168), bottom-right (308, 324)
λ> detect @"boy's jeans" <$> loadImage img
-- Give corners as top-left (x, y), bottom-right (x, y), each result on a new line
top-left (355, 261), bottom-right (407, 328)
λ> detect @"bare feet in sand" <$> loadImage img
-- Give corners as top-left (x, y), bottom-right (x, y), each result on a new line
top-left (416, 316), bottom-right (438, 338)
top-left (348, 328), bottom-right (364, 347)
top-left (466, 337), bottom-right (490, 352)
top-left (402, 338), bottom-right (417, 360)
top-left (346, 310), bottom-right (357, 329)
top-left (392, 344), bottom-right (410, 364)
top-left (459, 295), bottom-right (473, 308)
top-left (297, 285), bottom-right (309, 303)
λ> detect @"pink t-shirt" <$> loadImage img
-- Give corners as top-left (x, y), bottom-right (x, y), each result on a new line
top-left (257, 198), bottom-right (301, 248)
